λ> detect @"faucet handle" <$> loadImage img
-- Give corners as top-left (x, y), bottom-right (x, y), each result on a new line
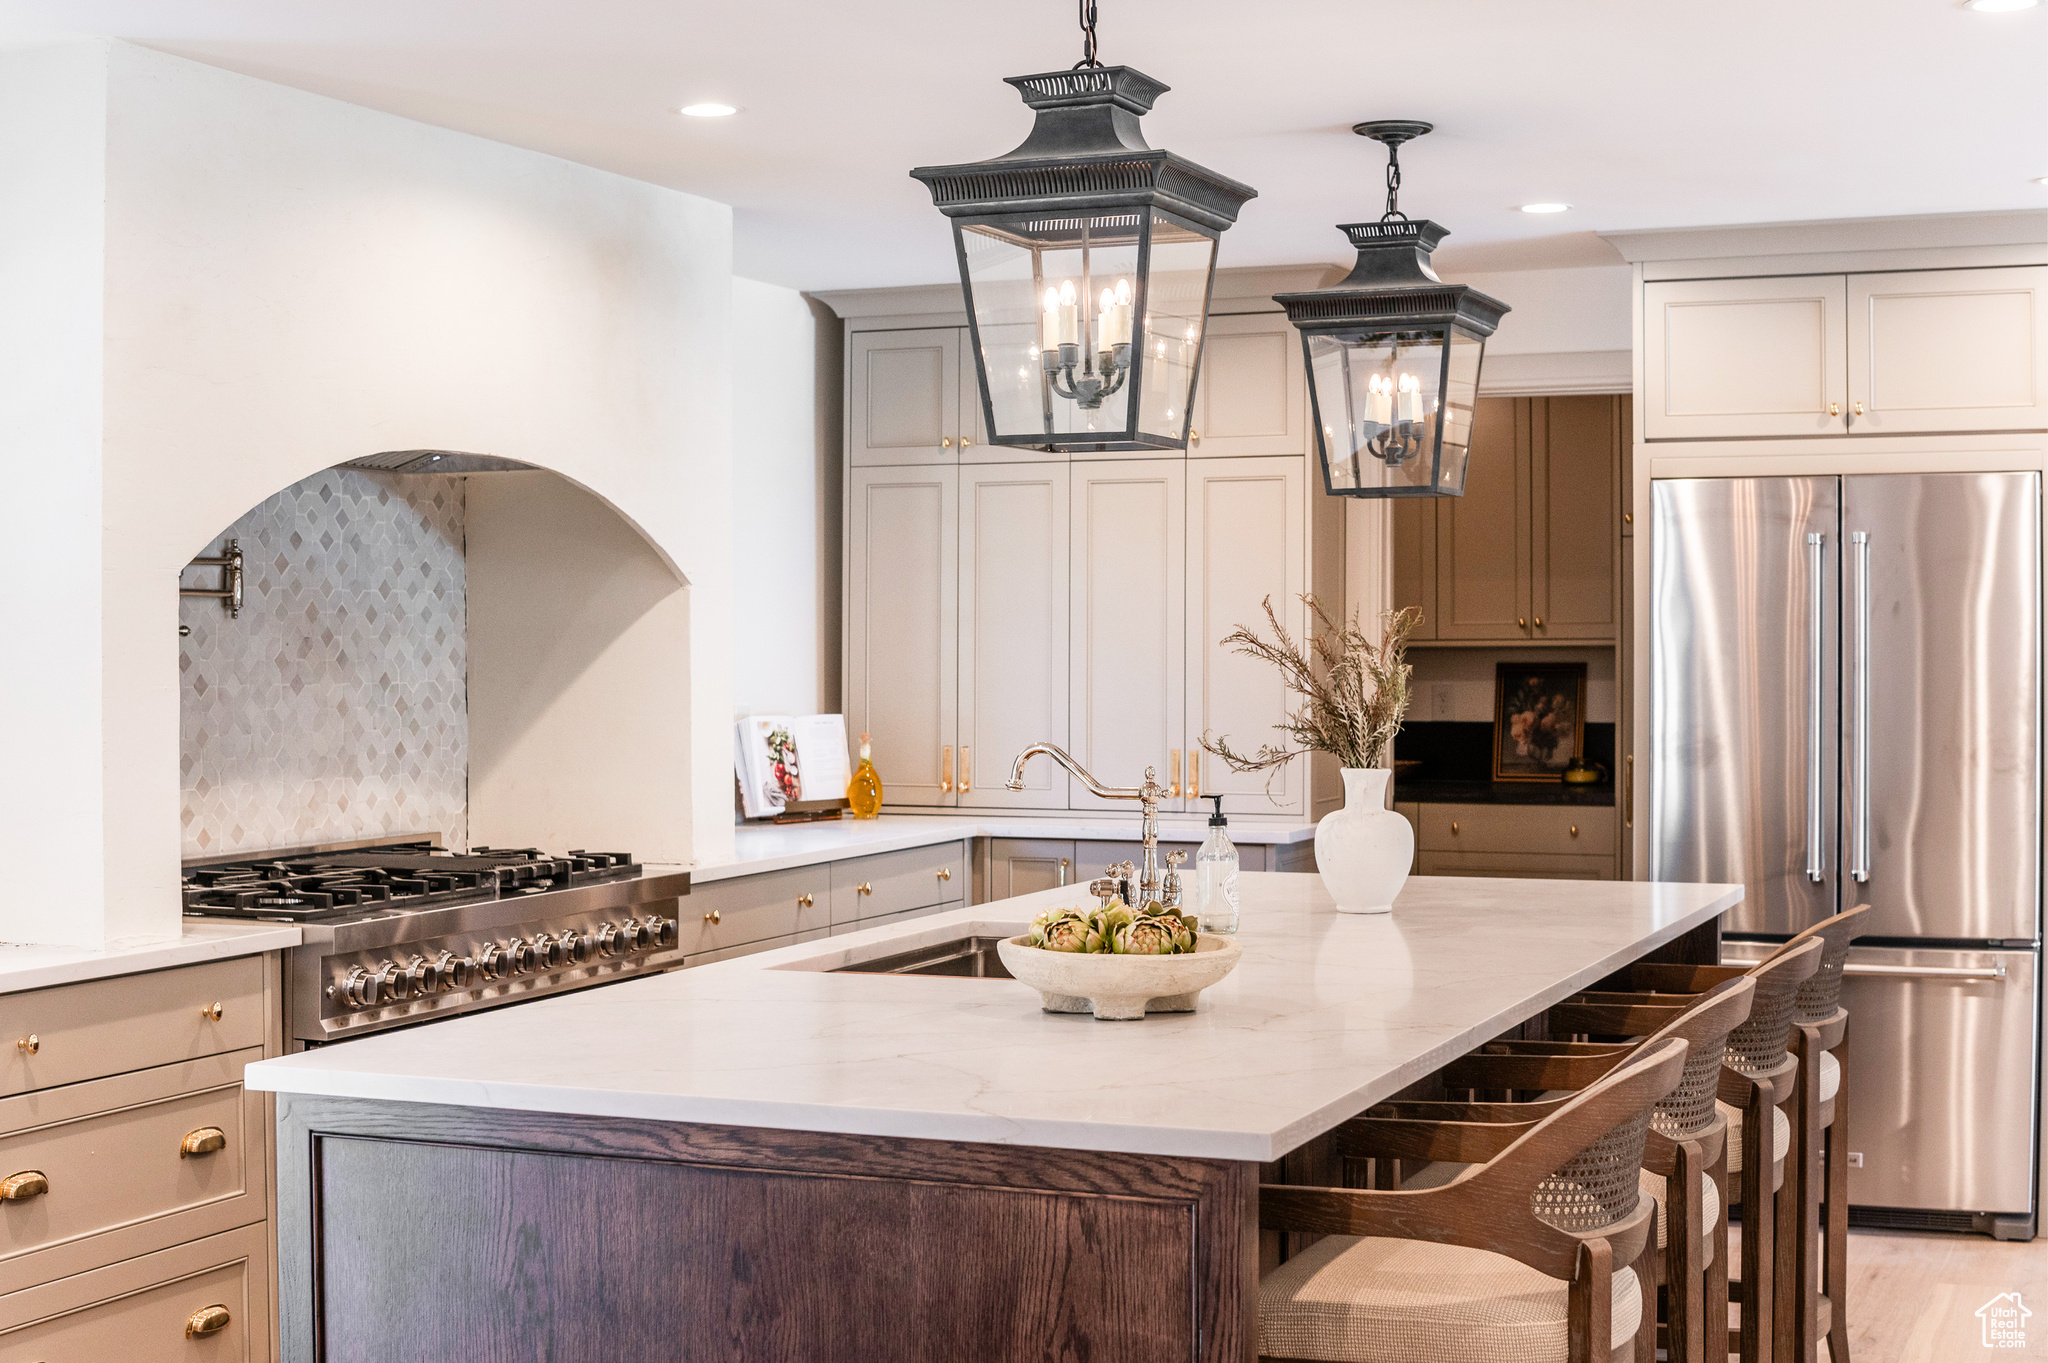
top-left (1165, 849), bottom-right (1187, 868)
top-left (1087, 877), bottom-right (1120, 906)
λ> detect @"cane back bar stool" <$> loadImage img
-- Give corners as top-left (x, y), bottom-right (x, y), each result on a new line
top-left (1258, 1036), bottom-right (1689, 1363)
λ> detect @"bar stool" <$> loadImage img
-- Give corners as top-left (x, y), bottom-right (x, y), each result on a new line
top-left (1257, 1037), bottom-right (1690, 1363)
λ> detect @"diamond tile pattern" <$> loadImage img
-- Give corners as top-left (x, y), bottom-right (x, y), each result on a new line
top-left (180, 469), bottom-right (467, 857)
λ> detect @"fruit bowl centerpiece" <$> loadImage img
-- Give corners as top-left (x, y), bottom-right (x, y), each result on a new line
top-left (996, 901), bottom-right (1243, 1020)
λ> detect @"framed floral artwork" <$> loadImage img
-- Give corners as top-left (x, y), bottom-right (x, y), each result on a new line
top-left (1492, 662), bottom-right (1587, 781)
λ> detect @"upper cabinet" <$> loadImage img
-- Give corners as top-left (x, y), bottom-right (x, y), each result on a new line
top-left (960, 464), bottom-right (1070, 809)
top-left (848, 329), bottom-right (964, 465)
top-left (1188, 313), bottom-right (1309, 458)
top-left (1398, 396), bottom-right (1623, 645)
top-left (1643, 265), bottom-right (2047, 441)
top-left (845, 465), bottom-right (958, 805)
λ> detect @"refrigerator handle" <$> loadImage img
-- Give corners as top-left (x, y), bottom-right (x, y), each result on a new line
top-left (1843, 962), bottom-right (2007, 982)
top-left (1850, 530), bottom-right (1871, 883)
top-left (1806, 532), bottom-right (1826, 883)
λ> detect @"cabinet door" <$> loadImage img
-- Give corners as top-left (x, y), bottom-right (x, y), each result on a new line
top-left (1643, 275), bottom-right (1848, 439)
top-left (848, 328), bottom-right (962, 466)
top-left (959, 464), bottom-right (1069, 808)
top-left (1391, 498), bottom-right (1438, 641)
top-left (1435, 396), bottom-right (1529, 639)
top-left (1188, 312), bottom-right (1308, 458)
top-left (1847, 266), bottom-right (2047, 434)
top-left (1070, 461), bottom-right (1186, 810)
top-left (1529, 396), bottom-right (1620, 642)
top-left (1187, 456), bottom-right (1308, 816)
top-left (846, 466), bottom-right (957, 805)
top-left (986, 839), bottom-right (1078, 899)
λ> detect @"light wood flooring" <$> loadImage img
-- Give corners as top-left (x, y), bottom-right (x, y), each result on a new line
top-left (1727, 1226), bottom-right (2048, 1361)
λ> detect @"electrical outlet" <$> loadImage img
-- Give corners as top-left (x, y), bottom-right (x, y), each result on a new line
top-left (1432, 683), bottom-right (1455, 722)
top-left (1848, 1151), bottom-right (1864, 1168)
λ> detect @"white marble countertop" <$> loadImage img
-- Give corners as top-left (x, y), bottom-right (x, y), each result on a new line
top-left (0, 920), bottom-right (302, 995)
top-left (246, 873), bottom-right (1739, 1160)
top-left (695, 813), bottom-right (1315, 884)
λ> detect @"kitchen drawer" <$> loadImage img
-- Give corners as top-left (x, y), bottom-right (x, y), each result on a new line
top-left (0, 1221), bottom-right (269, 1359)
top-left (0, 1049), bottom-right (266, 1297)
top-left (682, 866), bottom-right (831, 956)
top-left (686, 927), bottom-right (828, 968)
top-left (0, 957), bottom-right (264, 1099)
top-left (1417, 803), bottom-right (1616, 857)
top-left (1417, 850), bottom-right (1616, 880)
top-left (829, 843), bottom-right (966, 925)
top-left (829, 903), bottom-right (952, 937)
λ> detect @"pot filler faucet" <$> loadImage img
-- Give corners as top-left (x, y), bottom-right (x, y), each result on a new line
top-left (1006, 743), bottom-right (1182, 910)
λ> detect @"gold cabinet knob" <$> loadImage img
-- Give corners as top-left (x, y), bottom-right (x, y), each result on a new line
top-left (1450, 821), bottom-right (1460, 835)
top-left (858, 882), bottom-right (873, 896)
top-left (200, 1002), bottom-right (224, 1022)
top-left (1570, 824), bottom-right (1580, 839)
top-left (797, 893), bottom-right (814, 908)
top-left (703, 910), bottom-right (721, 925)
top-left (961, 436), bottom-right (973, 448)
top-left (1854, 400), bottom-right (1864, 416)
top-left (14, 1035), bottom-right (35, 1055)
top-left (940, 436), bottom-right (953, 449)
top-left (1517, 617), bottom-right (1527, 630)
top-left (937, 867), bottom-right (951, 881)
top-left (1533, 617), bottom-right (1543, 629)
top-left (181, 1126), bottom-right (228, 1158)
top-left (185, 1304), bottom-right (232, 1338)
top-left (1, 1170), bottom-right (49, 1202)
top-left (1189, 429), bottom-right (1201, 445)
top-left (1829, 402), bottom-right (1841, 417)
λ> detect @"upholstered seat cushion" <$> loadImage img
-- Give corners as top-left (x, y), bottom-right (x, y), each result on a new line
top-left (1718, 1100), bottom-right (1791, 1188)
top-left (1639, 1166), bottom-right (1722, 1250)
top-left (1259, 1234), bottom-right (1642, 1362)
top-left (1818, 1050), bottom-right (1840, 1104)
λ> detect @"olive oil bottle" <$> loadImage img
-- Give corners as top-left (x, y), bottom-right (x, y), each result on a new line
top-left (847, 732), bottom-right (884, 819)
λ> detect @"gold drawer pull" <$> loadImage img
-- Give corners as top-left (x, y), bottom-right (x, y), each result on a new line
top-left (181, 1127), bottom-right (228, 1158)
top-left (1450, 821), bottom-right (1459, 835)
top-left (858, 882), bottom-right (873, 896)
top-left (936, 867), bottom-right (951, 882)
top-left (1, 1170), bottom-right (49, 1201)
top-left (200, 1002), bottom-right (224, 1022)
top-left (1570, 824), bottom-right (1580, 839)
top-left (185, 1304), bottom-right (232, 1338)
top-left (797, 893), bottom-right (814, 908)
top-left (15, 1035), bottom-right (36, 1055)
top-left (703, 910), bottom-right (721, 925)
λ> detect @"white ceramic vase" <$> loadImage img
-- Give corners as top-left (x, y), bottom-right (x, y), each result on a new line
top-left (1315, 767), bottom-right (1412, 914)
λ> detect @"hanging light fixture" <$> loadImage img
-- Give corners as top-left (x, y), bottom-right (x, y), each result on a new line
top-left (910, 2), bottom-right (1256, 453)
top-left (1276, 122), bottom-right (1509, 498)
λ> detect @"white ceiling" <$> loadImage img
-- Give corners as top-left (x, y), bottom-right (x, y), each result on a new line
top-left (4, 0), bottom-right (2044, 290)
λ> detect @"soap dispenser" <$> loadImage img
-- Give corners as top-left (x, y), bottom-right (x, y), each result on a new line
top-left (1195, 794), bottom-right (1240, 934)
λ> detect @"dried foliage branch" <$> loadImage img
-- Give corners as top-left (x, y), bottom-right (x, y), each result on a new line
top-left (1200, 596), bottom-right (1420, 795)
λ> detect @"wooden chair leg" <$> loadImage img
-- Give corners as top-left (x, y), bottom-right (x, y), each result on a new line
top-left (1666, 1141), bottom-right (1704, 1363)
top-left (1635, 1232), bottom-right (1658, 1363)
top-left (1739, 1085), bottom-right (1775, 1363)
top-left (1570, 1238), bottom-right (1615, 1363)
top-left (1825, 1033), bottom-right (1851, 1363)
top-left (1708, 1145), bottom-right (1731, 1363)
top-left (1775, 1028), bottom-right (1820, 1363)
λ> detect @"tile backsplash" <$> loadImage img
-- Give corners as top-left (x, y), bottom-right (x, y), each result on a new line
top-left (179, 468), bottom-right (468, 858)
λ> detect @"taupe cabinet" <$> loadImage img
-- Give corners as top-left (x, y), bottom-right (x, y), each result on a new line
top-left (1395, 395), bottom-right (1625, 645)
top-left (1642, 265), bottom-right (2048, 440)
top-left (981, 837), bottom-right (1308, 901)
top-left (684, 842), bottom-right (969, 967)
top-left (0, 955), bottom-right (283, 1359)
top-left (844, 308), bottom-right (1339, 821)
top-left (1393, 803), bottom-right (1620, 880)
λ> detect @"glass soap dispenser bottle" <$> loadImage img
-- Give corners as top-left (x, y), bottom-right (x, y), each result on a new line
top-left (847, 733), bottom-right (884, 820)
top-left (1196, 794), bottom-right (1240, 934)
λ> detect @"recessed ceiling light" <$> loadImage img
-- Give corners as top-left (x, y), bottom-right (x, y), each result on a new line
top-left (1518, 202), bottom-right (1571, 214)
top-left (678, 103), bottom-right (739, 118)
top-left (2036, 175), bottom-right (2048, 185)
top-left (1964, 0), bottom-right (2037, 11)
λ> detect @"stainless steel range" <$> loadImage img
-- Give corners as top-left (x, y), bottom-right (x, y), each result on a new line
top-left (182, 836), bottom-right (690, 1048)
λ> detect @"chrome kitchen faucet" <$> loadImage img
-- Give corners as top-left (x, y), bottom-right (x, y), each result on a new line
top-left (1006, 743), bottom-right (1181, 910)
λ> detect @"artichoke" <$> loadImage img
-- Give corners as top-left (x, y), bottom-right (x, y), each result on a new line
top-left (1091, 900), bottom-right (1135, 941)
top-left (1028, 907), bottom-right (1100, 953)
top-left (1113, 915), bottom-right (1184, 955)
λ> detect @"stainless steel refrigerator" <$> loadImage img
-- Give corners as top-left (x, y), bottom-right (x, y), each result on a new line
top-left (1651, 472), bottom-right (2042, 1239)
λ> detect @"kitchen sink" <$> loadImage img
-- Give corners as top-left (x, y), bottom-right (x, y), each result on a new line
top-left (830, 935), bottom-right (1013, 980)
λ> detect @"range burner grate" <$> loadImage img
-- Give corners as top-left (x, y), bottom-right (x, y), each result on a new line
top-left (181, 844), bottom-right (641, 921)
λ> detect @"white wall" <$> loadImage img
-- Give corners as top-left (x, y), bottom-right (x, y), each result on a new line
top-left (0, 40), bottom-right (735, 945)
top-left (1438, 263), bottom-right (1633, 394)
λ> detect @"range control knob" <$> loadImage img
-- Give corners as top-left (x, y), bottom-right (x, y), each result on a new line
top-left (506, 938), bottom-right (536, 975)
top-left (596, 922), bottom-right (624, 957)
top-left (402, 955), bottom-right (439, 999)
top-left (644, 916), bottom-right (677, 949)
top-left (560, 930), bottom-right (591, 965)
top-left (476, 942), bottom-right (506, 980)
top-left (342, 964), bottom-right (388, 1008)
top-left (532, 933), bottom-right (564, 970)
top-left (436, 951), bottom-right (474, 991)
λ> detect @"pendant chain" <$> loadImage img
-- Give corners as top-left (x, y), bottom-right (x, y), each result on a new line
top-left (1073, 0), bottom-right (1101, 68)
top-left (1382, 142), bottom-right (1408, 222)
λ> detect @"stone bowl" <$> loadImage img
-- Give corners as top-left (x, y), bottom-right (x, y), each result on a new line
top-left (995, 934), bottom-right (1243, 1020)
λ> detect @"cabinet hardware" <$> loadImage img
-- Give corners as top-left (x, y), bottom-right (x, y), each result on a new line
top-left (1450, 821), bottom-right (1460, 835)
top-left (185, 1305), bottom-right (232, 1339)
top-left (797, 893), bottom-right (814, 908)
top-left (1569, 824), bottom-right (1579, 838)
top-left (1169, 749), bottom-right (1182, 798)
top-left (179, 539), bottom-right (244, 618)
top-left (181, 1126), bottom-right (228, 1158)
top-left (940, 745), bottom-right (953, 793)
top-left (962, 436), bottom-right (973, 448)
top-left (200, 1002), bottom-right (224, 1022)
top-left (1624, 756), bottom-right (1634, 830)
top-left (1853, 401), bottom-right (1864, 417)
top-left (858, 882), bottom-right (873, 896)
top-left (1189, 429), bottom-right (1201, 445)
top-left (1516, 617), bottom-right (1527, 631)
top-left (1533, 617), bottom-right (1543, 629)
top-left (940, 437), bottom-right (953, 449)
top-left (1843, 962), bottom-right (2006, 982)
top-left (14, 1035), bottom-right (35, 1055)
top-left (1829, 402), bottom-right (1840, 417)
top-left (1058, 858), bottom-right (1069, 886)
top-left (1188, 749), bottom-right (1201, 799)
top-left (960, 746), bottom-right (971, 794)
top-left (936, 867), bottom-right (951, 881)
top-left (703, 910), bottom-right (721, 925)
top-left (1624, 512), bottom-right (1632, 526)
top-left (0, 1171), bottom-right (48, 1202)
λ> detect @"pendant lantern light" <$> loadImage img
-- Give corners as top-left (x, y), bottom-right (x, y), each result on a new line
top-left (910, 2), bottom-right (1256, 453)
top-left (1276, 122), bottom-right (1510, 498)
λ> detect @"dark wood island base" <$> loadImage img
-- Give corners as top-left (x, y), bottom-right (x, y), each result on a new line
top-left (277, 1094), bottom-right (1260, 1363)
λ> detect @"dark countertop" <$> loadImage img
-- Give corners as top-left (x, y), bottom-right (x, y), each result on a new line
top-left (1395, 778), bottom-right (1616, 807)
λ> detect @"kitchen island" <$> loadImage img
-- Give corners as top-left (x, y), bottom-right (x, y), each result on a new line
top-left (248, 872), bottom-right (1739, 1363)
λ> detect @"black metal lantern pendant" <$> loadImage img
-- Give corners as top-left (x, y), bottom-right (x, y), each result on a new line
top-left (910, 3), bottom-right (1256, 453)
top-left (1276, 122), bottom-right (1509, 497)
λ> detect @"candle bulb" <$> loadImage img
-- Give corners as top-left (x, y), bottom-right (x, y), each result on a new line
top-left (1110, 278), bottom-right (1133, 349)
top-left (1040, 287), bottom-right (1062, 355)
top-left (1058, 280), bottom-right (1079, 349)
top-left (1397, 372), bottom-right (1423, 423)
top-left (1099, 287), bottom-right (1117, 353)
top-left (1367, 373), bottom-right (1393, 426)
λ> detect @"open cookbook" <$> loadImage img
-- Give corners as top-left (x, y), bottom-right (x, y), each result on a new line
top-left (733, 713), bottom-right (852, 820)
